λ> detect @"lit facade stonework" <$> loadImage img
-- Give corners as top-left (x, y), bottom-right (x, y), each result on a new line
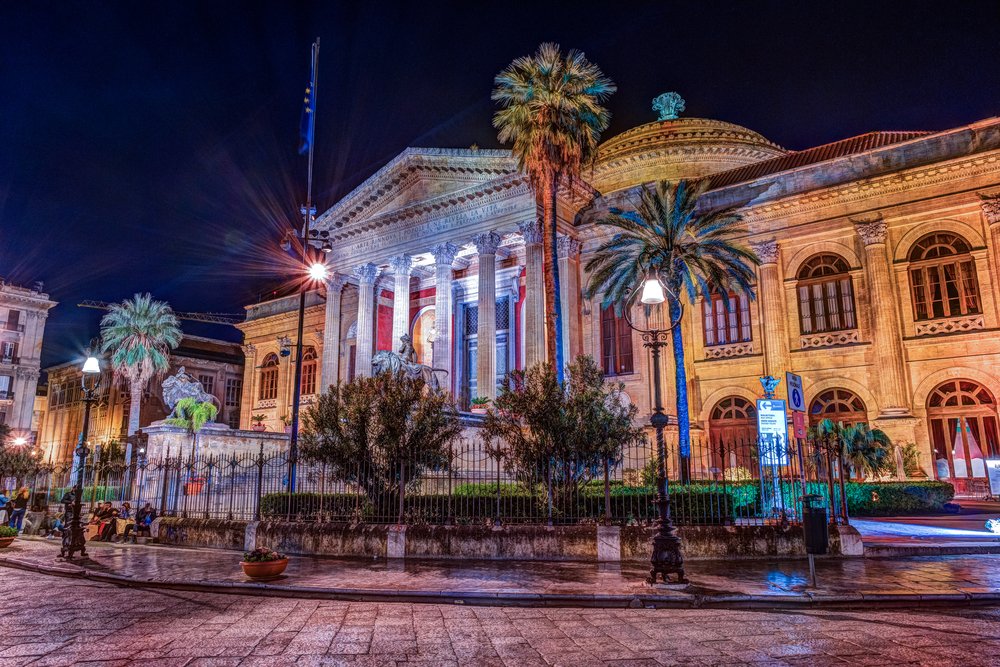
top-left (38, 335), bottom-right (244, 463)
top-left (0, 280), bottom-right (55, 438)
top-left (238, 112), bottom-right (1000, 485)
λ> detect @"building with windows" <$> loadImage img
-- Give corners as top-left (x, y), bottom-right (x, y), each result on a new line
top-left (237, 102), bottom-right (1000, 488)
top-left (37, 334), bottom-right (243, 463)
top-left (0, 279), bottom-right (55, 439)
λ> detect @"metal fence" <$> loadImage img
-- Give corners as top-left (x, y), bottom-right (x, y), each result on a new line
top-left (2, 434), bottom-right (851, 527)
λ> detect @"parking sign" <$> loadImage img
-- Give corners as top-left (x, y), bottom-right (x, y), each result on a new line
top-left (786, 372), bottom-right (805, 413)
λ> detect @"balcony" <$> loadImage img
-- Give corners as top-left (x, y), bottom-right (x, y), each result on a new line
top-left (914, 314), bottom-right (985, 337)
top-left (0, 391), bottom-right (15, 401)
top-left (0, 356), bottom-right (19, 366)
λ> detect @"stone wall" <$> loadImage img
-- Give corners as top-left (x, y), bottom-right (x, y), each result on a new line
top-left (142, 424), bottom-right (289, 460)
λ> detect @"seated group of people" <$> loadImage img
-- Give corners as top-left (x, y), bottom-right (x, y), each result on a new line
top-left (88, 501), bottom-right (157, 542)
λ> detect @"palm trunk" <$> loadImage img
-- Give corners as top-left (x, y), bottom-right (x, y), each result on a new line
top-left (668, 290), bottom-right (691, 483)
top-left (541, 174), bottom-right (564, 382)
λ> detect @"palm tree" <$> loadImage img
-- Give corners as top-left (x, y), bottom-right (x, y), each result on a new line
top-left (841, 422), bottom-right (893, 479)
top-left (100, 293), bottom-right (182, 462)
top-left (492, 42), bottom-right (616, 382)
top-left (165, 397), bottom-right (218, 461)
top-left (585, 180), bottom-right (758, 477)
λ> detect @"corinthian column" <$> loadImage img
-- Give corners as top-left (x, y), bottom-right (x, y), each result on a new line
top-left (981, 194), bottom-right (1000, 282)
top-left (320, 272), bottom-right (347, 390)
top-left (750, 239), bottom-right (790, 379)
top-left (853, 215), bottom-right (910, 416)
top-left (354, 263), bottom-right (379, 378)
top-left (389, 254), bottom-right (413, 351)
top-left (474, 231), bottom-right (501, 400)
top-left (432, 243), bottom-right (458, 394)
top-left (519, 220), bottom-right (546, 368)
top-left (557, 235), bottom-right (583, 365)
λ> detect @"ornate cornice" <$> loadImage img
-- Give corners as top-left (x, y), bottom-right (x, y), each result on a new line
top-left (852, 215), bottom-right (887, 246)
top-left (980, 193), bottom-right (1000, 227)
top-left (473, 231), bottom-right (502, 255)
top-left (355, 263), bottom-right (380, 284)
top-left (431, 242), bottom-right (459, 266)
top-left (749, 239), bottom-right (779, 265)
top-left (518, 220), bottom-right (543, 245)
top-left (557, 236), bottom-right (582, 259)
top-left (389, 254), bottom-right (413, 275)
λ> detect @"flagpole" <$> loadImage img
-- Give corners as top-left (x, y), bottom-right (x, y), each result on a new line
top-left (289, 37), bottom-right (320, 494)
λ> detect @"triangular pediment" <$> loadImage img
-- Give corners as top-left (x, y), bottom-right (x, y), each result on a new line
top-left (317, 148), bottom-right (518, 230)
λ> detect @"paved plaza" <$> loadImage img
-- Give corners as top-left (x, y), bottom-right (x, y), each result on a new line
top-left (1, 567), bottom-right (999, 666)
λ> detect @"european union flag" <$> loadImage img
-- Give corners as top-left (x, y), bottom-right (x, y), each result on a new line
top-left (298, 45), bottom-right (318, 155)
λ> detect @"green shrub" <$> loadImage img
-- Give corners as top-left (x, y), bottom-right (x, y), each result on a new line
top-left (845, 481), bottom-right (954, 516)
top-left (452, 482), bottom-right (529, 497)
top-left (49, 486), bottom-right (120, 503)
top-left (0, 526), bottom-right (17, 538)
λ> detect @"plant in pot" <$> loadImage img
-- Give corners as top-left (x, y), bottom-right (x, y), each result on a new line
top-left (241, 546), bottom-right (288, 580)
top-left (280, 414), bottom-right (293, 434)
top-left (470, 396), bottom-right (490, 415)
top-left (250, 414), bottom-right (267, 432)
top-left (166, 397), bottom-right (218, 496)
top-left (0, 525), bottom-right (17, 549)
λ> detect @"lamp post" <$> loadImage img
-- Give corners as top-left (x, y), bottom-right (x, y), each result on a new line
top-left (60, 354), bottom-right (101, 560)
top-left (623, 272), bottom-right (688, 585)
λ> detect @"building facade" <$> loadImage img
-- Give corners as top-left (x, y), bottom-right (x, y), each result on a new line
top-left (0, 280), bottom-right (55, 437)
top-left (38, 335), bottom-right (244, 463)
top-left (238, 103), bottom-right (1000, 486)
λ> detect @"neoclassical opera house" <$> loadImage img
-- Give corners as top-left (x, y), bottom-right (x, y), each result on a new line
top-left (237, 97), bottom-right (1000, 488)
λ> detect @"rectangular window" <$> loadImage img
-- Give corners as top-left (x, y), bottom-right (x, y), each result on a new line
top-left (227, 410), bottom-right (240, 429)
top-left (5, 310), bottom-right (21, 332)
top-left (198, 374), bottom-right (215, 397)
top-left (224, 378), bottom-right (242, 407)
top-left (1, 341), bottom-right (17, 362)
top-left (0, 374), bottom-right (12, 399)
top-left (910, 260), bottom-right (981, 321)
top-left (301, 362), bottom-right (317, 396)
top-left (799, 278), bottom-right (856, 334)
top-left (258, 369), bottom-right (278, 401)
top-left (600, 305), bottom-right (633, 375)
top-left (703, 293), bottom-right (752, 347)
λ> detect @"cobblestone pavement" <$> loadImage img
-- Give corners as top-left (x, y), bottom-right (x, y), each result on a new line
top-left (1, 569), bottom-right (999, 666)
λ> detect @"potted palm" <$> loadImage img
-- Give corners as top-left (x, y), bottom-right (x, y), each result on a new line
top-left (166, 397), bottom-right (218, 496)
top-left (280, 414), bottom-right (293, 434)
top-left (241, 546), bottom-right (288, 580)
top-left (0, 526), bottom-right (17, 549)
top-left (470, 397), bottom-right (491, 415)
top-left (250, 414), bottom-right (267, 432)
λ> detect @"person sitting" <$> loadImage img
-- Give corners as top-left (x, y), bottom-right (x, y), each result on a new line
top-left (92, 502), bottom-right (118, 541)
top-left (122, 502), bottom-right (156, 542)
top-left (42, 509), bottom-right (64, 539)
top-left (108, 502), bottom-right (133, 542)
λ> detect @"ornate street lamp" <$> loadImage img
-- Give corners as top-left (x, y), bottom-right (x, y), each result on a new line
top-left (623, 271), bottom-right (688, 585)
top-left (60, 353), bottom-right (101, 560)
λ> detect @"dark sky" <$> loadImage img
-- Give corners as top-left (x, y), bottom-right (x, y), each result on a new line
top-left (2, 1), bottom-right (999, 368)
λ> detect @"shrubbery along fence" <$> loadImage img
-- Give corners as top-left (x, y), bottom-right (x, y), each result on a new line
top-left (3, 435), bottom-right (951, 526)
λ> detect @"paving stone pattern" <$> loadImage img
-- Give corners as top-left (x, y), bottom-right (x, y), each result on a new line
top-left (1, 568), bottom-right (1000, 666)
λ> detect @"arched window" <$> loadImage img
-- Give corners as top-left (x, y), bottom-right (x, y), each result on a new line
top-left (797, 254), bottom-right (856, 334)
top-left (809, 388), bottom-right (866, 425)
top-left (300, 347), bottom-right (318, 396)
top-left (258, 353), bottom-right (279, 401)
top-left (907, 233), bottom-right (980, 321)
top-left (709, 396), bottom-right (757, 474)
top-left (702, 292), bottom-right (751, 347)
top-left (927, 380), bottom-right (999, 485)
top-left (600, 305), bottom-right (633, 376)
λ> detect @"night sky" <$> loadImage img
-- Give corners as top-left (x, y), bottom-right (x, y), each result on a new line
top-left (2, 1), bottom-right (999, 369)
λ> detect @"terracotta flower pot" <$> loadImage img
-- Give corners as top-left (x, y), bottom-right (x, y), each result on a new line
top-left (251, 423), bottom-right (267, 432)
top-left (471, 406), bottom-right (488, 415)
top-left (241, 558), bottom-right (288, 581)
top-left (0, 536), bottom-right (15, 549)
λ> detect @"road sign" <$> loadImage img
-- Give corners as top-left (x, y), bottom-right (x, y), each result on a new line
top-left (792, 411), bottom-right (807, 439)
top-left (756, 399), bottom-right (790, 466)
top-left (786, 372), bottom-right (805, 413)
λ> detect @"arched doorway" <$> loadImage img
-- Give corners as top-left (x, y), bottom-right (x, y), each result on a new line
top-left (709, 396), bottom-right (757, 475)
top-left (927, 380), bottom-right (999, 489)
top-left (410, 307), bottom-right (435, 367)
top-left (809, 388), bottom-right (867, 426)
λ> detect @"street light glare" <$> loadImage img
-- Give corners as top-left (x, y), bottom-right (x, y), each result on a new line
top-left (13, 437), bottom-right (27, 447)
top-left (308, 262), bottom-right (328, 281)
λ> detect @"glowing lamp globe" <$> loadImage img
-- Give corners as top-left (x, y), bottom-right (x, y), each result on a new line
top-left (13, 437), bottom-right (27, 447)
top-left (640, 275), bottom-right (666, 305)
top-left (82, 356), bottom-right (101, 375)
top-left (308, 263), bottom-right (328, 282)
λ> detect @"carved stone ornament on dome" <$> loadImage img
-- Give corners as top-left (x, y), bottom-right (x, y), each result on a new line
top-left (517, 220), bottom-right (543, 246)
top-left (432, 242), bottom-right (459, 266)
top-left (556, 236), bottom-right (583, 259)
top-left (161, 366), bottom-right (219, 418)
top-left (852, 215), bottom-right (887, 246)
top-left (389, 254), bottom-right (413, 275)
top-left (979, 193), bottom-right (1000, 227)
top-left (355, 263), bottom-right (380, 284)
top-left (749, 239), bottom-right (779, 265)
top-left (473, 231), bottom-right (502, 255)
top-left (652, 92), bottom-right (685, 121)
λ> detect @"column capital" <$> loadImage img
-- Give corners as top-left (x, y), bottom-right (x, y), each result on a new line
top-left (473, 231), bottom-right (502, 255)
top-left (557, 235), bottom-right (582, 259)
top-left (852, 214), bottom-right (887, 246)
top-left (431, 242), bottom-right (459, 266)
top-left (241, 343), bottom-right (256, 357)
top-left (749, 239), bottom-right (779, 265)
top-left (324, 271), bottom-right (349, 291)
top-left (979, 194), bottom-right (1000, 227)
top-left (389, 254), bottom-right (413, 275)
top-left (355, 263), bottom-right (379, 284)
top-left (518, 220), bottom-right (543, 245)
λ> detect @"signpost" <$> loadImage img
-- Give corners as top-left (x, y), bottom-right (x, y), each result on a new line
top-left (785, 371), bottom-right (817, 585)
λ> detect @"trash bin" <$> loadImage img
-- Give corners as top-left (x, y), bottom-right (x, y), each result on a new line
top-left (801, 494), bottom-right (828, 555)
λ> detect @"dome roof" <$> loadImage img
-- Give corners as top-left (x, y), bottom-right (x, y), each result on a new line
top-left (590, 117), bottom-right (787, 194)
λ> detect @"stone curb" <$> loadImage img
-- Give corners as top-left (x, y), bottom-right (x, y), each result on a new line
top-left (2, 555), bottom-right (999, 610)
